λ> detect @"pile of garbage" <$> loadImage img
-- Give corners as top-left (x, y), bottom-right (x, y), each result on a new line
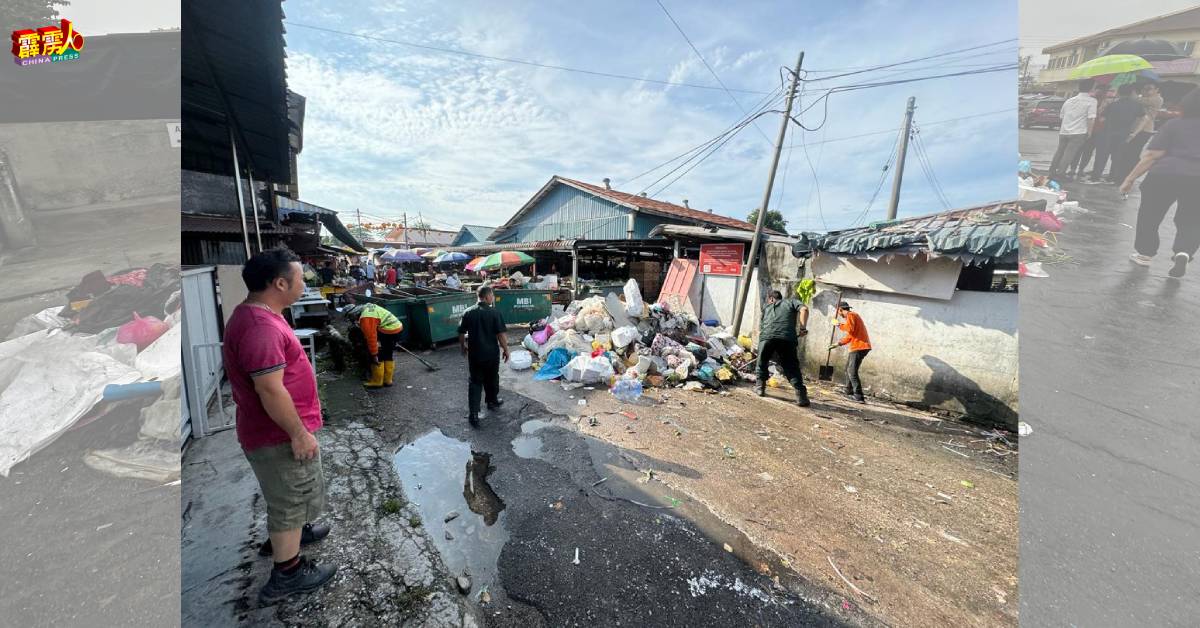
top-left (509, 279), bottom-right (757, 402)
top-left (1017, 159), bottom-right (1082, 279)
top-left (0, 263), bottom-right (182, 481)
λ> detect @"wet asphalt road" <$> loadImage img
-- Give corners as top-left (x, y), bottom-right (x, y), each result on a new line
top-left (1019, 129), bottom-right (1200, 626)
top-left (370, 347), bottom-right (866, 628)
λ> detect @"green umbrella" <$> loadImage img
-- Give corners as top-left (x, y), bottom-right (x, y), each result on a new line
top-left (477, 250), bottom-right (535, 271)
top-left (1067, 54), bottom-right (1152, 80)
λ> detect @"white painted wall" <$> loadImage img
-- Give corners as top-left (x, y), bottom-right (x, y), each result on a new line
top-left (811, 252), bottom-right (962, 301)
top-left (803, 285), bottom-right (1018, 429)
top-left (686, 269), bottom-right (761, 332)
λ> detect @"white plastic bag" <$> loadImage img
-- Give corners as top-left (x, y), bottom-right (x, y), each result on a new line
top-left (611, 326), bottom-right (640, 349)
top-left (508, 350), bottom-right (533, 370)
top-left (563, 355), bottom-right (615, 384)
top-left (623, 279), bottom-right (644, 317)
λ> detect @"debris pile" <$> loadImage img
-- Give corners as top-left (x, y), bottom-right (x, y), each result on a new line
top-left (1017, 160), bottom-right (1083, 279)
top-left (518, 279), bottom-right (757, 399)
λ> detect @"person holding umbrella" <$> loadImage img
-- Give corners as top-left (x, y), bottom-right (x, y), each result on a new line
top-left (1112, 82), bottom-right (1164, 184)
top-left (829, 302), bottom-right (872, 403)
top-left (1087, 83), bottom-right (1144, 184)
top-left (1120, 88), bottom-right (1200, 278)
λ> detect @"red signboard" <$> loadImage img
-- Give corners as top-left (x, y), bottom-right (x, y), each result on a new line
top-left (698, 243), bottom-right (744, 276)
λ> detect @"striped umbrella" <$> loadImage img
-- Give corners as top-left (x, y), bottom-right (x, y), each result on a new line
top-left (1067, 54), bottom-right (1152, 80)
top-left (465, 256), bottom-right (487, 272)
top-left (420, 249), bottom-right (445, 259)
top-left (477, 250), bottom-right (535, 271)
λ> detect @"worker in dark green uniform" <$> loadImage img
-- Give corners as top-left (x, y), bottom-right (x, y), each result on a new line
top-left (756, 289), bottom-right (810, 407)
top-left (457, 285), bottom-right (510, 427)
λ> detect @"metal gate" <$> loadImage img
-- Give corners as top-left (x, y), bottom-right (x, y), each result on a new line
top-left (181, 267), bottom-right (224, 441)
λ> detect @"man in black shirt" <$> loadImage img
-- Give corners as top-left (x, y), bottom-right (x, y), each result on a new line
top-left (318, 261), bottom-right (336, 285)
top-left (457, 285), bottom-right (510, 426)
top-left (1089, 83), bottom-right (1144, 184)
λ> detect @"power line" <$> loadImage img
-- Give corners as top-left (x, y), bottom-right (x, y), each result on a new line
top-left (911, 124), bottom-right (953, 209)
top-left (618, 85), bottom-right (786, 188)
top-left (783, 107), bottom-right (1014, 150)
top-left (801, 38), bottom-right (1016, 82)
top-left (654, 0), bottom-right (774, 146)
top-left (849, 121), bottom-right (902, 228)
top-left (284, 21), bottom-right (775, 95)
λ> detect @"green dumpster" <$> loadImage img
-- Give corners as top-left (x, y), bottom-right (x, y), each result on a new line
top-left (355, 293), bottom-right (412, 343)
top-left (393, 287), bottom-right (477, 348)
top-left (493, 289), bottom-right (554, 325)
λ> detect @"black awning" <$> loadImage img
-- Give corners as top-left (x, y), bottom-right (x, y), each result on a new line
top-left (181, 0), bottom-right (291, 183)
top-left (318, 213), bottom-right (367, 253)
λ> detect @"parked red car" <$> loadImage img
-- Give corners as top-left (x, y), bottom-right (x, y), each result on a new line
top-left (1020, 99), bottom-right (1064, 130)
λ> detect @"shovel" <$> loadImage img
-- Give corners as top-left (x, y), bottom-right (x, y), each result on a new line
top-left (818, 291), bottom-right (842, 381)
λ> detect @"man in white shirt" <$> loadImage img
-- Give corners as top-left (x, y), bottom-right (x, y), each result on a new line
top-left (1049, 79), bottom-right (1099, 180)
top-left (446, 272), bottom-right (462, 290)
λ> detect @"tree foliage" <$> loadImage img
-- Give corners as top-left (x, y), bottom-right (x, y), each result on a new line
top-left (1, 0), bottom-right (68, 31)
top-left (746, 208), bottom-right (788, 233)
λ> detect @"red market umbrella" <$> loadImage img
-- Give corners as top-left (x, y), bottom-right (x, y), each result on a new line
top-left (465, 256), bottom-right (487, 272)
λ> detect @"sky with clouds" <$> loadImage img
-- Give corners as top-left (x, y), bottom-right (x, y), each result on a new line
top-left (283, 0), bottom-right (1017, 235)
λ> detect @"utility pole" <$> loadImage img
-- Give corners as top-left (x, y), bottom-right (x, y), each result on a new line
top-left (885, 97), bottom-right (916, 221)
top-left (403, 212), bottom-right (409, 247)
top-left (731, 50), bottom-right (803, 337)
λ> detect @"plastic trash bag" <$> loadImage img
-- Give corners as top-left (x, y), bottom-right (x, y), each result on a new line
top-left (532, 324), bottom-right (555, 345)
top-left (522, 334), bottom-right (539, 353)
top-left (623, 279), bottom-right (643, 318)
top-left (508, 350), bottom-right (533, 370)
top-left (611, 379), bottom-right (643, 403)
top-left (611, 326), bottom-right (640, 349)
top-left (564, 355), bottom-right (615, 384)
top-left (117, 313), bottom-right (170, 352)
top-left (534, 348), bottom-right (574, 380)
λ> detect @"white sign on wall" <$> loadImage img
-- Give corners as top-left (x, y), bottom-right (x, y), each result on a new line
top-left (167, 122), bottom-right (181, 148)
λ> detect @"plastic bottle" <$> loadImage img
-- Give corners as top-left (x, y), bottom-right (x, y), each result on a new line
top-left (611, 379), bottom-right (643, 403)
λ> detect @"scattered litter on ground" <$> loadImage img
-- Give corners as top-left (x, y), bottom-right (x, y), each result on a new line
top-left (1018, 421), bottom-right (1032, 436)
top-left (723, 543), bottom-right (733, 553)
top-left (444, 511), bottom-right (460, 523)
top-left (827, 556), bottom-right (876, 602)
top-left (844, 485), bottom-right (858, 494)
top-left (572, 547), bottom-right (580, 565)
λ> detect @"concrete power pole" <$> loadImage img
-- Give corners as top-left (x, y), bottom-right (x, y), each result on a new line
top-left (885, 97), bottom-right (916, 221)
top-left (730, 50), bottom-right (804, 337)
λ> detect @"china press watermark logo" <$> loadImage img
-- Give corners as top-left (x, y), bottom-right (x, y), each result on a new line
top-left (11, 19), bottom-right (84, 67)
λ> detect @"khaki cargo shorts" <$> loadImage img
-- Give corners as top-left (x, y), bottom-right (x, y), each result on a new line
top-left (244, 442), bottom-right (326, 533)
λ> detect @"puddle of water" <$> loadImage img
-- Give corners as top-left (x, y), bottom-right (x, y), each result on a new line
top-left (511, 420), bottom-right (554, 459)
top-left (511, 434), bottom-right (544, 459)
top-left (393, 430), bottom-right (508, 594)
top-left (520, 419), bottom-right (553, 434)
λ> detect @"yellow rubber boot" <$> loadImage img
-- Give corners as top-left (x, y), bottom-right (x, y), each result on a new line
top-left (382, 360), bottom-right (395, 387)
top-left (364, 363), bottom-right (385, 389)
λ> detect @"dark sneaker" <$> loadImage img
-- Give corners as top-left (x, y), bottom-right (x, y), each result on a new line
top-left (258, 556), bottom-right (337, 605)
top-left (853, 395), bottom-right (866, 404)
top-left (755, 385), bottom-right (766, 397)
top-left (468, 413), bottom-right (480, 428)
top-left (1169, 252), bottom-right (1190, 278)
top-left (259, 522), bottom-right (332, 557)
top-left (486, 398), bottom-right (504, 411)
top-left (796, 389), bottom-right (810, 408)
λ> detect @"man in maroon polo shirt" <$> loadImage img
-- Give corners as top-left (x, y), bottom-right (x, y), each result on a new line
top-left (222, 248), bottom-right (337, 604)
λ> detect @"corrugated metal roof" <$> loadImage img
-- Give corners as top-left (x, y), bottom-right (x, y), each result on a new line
top-left (558, 178), bottom-right (783, 234)
top-left (182, 214), bottom-right (297, 235)
top-left (493, 176), bottom-right (783, 240)
top-left (382, 226), bottom-right (458, 246)
top-left (444, 239), bottom-right (576, 253)
top-left (794, 202), bottom-right (1019, 262)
